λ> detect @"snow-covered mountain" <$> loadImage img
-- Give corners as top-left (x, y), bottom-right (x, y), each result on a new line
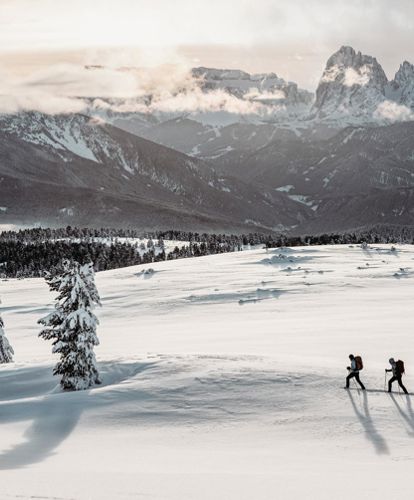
top-left (100, 66), bottom-right (315, 159)
top-left (120, 48), bottom-right (414, 161)
top-left (214, 120), bottom-right (414, 232)
top-left (2, 46), bottom-right (414, 233)
top-left (311, 46), bottom-right (414, 126)
top-left (0, 112), bottom-right (311, 231)
top-left (192, 66), bottom-right (313, 110)
top-left (78, 49), bottom-right (414, 138)
top-left (311, 46), bottom-right (388, 123)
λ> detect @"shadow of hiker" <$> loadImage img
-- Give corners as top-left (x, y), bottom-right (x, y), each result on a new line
top-left (389, 393), bottom-right (414, 436)
top-left (0, 391), bottom-right (84, 470)
top-left (347, 389), bottom-right (389, 454)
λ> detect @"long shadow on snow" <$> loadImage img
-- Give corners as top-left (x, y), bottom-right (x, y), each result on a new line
top-left (389, 393), bottom-right (414, 436)
top-left (347, 390), bottom-right (389, 455)
top-left (0, 361), bottom-right (155, 470)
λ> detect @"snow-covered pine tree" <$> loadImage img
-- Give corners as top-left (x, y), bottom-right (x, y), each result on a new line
top-left (39, 260), bottom-right (101, 390)
top-left (0, 301), bottom-right (14, 363)
top-left (157, 236), bottom-right (165, 250)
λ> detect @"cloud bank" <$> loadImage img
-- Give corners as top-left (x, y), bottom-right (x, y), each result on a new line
top-left (374, 100), bottom-right (414, 123)
top-left (0, 62), bottom-right (286, 117)
top-left (1, 58), bottom-right (413, 127)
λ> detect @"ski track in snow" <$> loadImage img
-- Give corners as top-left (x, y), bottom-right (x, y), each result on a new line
top-left (1, 244), bottom-right (414, 499)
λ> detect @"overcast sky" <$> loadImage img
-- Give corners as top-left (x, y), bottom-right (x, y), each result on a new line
top-left (1, 0), bottom-right (413, 89)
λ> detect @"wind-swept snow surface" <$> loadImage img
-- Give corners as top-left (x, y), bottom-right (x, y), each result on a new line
top-left (1, 245), bottom-right (414, 499)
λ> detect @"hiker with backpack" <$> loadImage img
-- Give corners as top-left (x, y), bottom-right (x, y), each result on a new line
top-left (345, 354), bottom-right (366, 390)
top-left (385, 358), bottom-right (408, 394)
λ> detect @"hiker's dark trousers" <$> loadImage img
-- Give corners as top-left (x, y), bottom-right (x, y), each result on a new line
top-left (388, 375), bottom-right (408, 394)
top-left (346, 371), bottom-right (365, 390)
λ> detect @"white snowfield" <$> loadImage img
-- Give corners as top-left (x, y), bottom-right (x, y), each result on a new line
top-left (1, 244), bottom-right (414, 499)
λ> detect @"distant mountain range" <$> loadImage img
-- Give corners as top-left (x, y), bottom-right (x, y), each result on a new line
top-left (1, 46), bottom-right (414, 234)
top-left (102, 46), bottom-right (414, 168)
top-left (0, 113), bottom-right (308, 232)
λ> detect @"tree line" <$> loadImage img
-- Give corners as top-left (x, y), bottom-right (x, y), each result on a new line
top-left (1, 224), bottom-right (414, 278)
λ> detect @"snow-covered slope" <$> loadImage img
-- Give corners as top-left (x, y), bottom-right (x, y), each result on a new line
top-left (1, 244), bottom-right (414, 499)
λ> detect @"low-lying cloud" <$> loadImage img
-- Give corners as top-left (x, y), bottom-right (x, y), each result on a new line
top-left (0, 62), bottom-right (279, 118)
top-left (374, 100), bottom-right (414, 123)
top-left (1, 60), bottom-right (414, 126)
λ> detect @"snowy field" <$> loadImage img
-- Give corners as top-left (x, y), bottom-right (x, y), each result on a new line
top-left (1, 244), bottom-right (414, 499)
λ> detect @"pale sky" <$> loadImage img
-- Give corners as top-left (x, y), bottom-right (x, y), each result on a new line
top-left (1, 0), bottom-right (413, 90)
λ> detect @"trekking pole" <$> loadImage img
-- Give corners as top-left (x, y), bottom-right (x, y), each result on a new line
top-left (384, 371), bottom-right (387, 392)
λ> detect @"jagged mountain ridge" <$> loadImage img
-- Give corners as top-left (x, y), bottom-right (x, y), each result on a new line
top-left (192, 66), bottom-right (313, 109)
top-left (190, 47), bottom-right (414, 126)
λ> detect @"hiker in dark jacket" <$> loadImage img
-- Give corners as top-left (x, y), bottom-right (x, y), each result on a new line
top-left (345, 354), bottom-right (366, 390)
top-left (386, 358), bottom-right (408, 394)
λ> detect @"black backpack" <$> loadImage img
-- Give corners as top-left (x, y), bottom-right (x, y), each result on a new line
top-left (396, 359), bottom-right (405, 375)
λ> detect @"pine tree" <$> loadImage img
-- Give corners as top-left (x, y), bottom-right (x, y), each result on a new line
top-left (39, 260), bottom-right (101, 390)
top-left (0, 301), bottom-right (14, 363)
top-left (157, 236), bottom-right (165, 251)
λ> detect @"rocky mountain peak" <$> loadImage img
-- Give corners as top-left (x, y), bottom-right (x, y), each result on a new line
top-left (311, 46), bottom-right (388, 122)
top-left (327, 46), bottom-right (384, 75)
top-left (388, 60), bottom-right (414, 109)
top-left (394, 61), bottom-right (414, 85)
